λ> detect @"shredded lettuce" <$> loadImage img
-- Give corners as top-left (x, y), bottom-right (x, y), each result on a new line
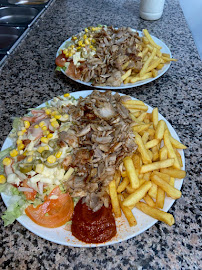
top-left (55, 66), bottom-right (62, 71)
top-left (0, 147), bottom-right (13, 175)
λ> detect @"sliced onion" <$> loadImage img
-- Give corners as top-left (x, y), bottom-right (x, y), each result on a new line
top-left (15, 170), bottom-right (27, 180)
top-left (38, 182), bottom-right (44, 195)
top-left (18, 187), bottom-right (33, 192)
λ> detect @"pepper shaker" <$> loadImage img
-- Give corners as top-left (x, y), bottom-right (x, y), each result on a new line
top-left (140, 0), bottom-right (165, 20)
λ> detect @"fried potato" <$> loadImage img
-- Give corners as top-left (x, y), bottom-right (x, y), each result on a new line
top-left (140, 48), bottom-right (157, 77)
top-left (151, 174), bottom-right (181, 199)
top-left (164, 129), bottom-right (181, 169)
top-left (155, 120), bottom-right (166, 140)
top-left (114, 170), bottom-right (121, 188)
top-left (121, 69), bottom-right (132, 81)
top-left (145, 139), bottom-right (160, 149)
top-left (170, 136), bottom-right (187, 149)
top-left (123, 156), bottom-right (140, 189)
top-left (117, 177), bottom-right (130, 193)
top-left (118, 194), bottom-right (137, 227)
top-left (156, 187), bottom-right (165, 209)
top-left (109, 179), bottom-right (122, 218)
top-left (143, 194), bottom-right (155, 207)
top-left (123, 181), bottom-right (152, 208)
top-left (122, 100), bottom-right (145, 105)
top-left (133, 123), bottom-right (151, 133)
top-left (135, 133), bottom-right (152, 164)
top-left (136, 202), bottom-right (175, 226)
top-left (152, 108), bottom-right (158, 129)
top-left (143, 29), bottom-right (162, 50)
top-left (160, 168), bottom-right (186, 179)
top-left (148, 182), bottom-right (157, 199)
top-left (140, 158), bottom-right (174, 174)
top-left (159, 146), bottom-right (168, 160)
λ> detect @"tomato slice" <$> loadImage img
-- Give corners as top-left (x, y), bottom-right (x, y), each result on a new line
top-left (65, 62), bottom-right (81, 80)
top-left (25, 186), bottom-right (74, 228)
top-left (55, 53), bottom-right (67, 67)
top-left (23, 180), bottom-right (37, 201)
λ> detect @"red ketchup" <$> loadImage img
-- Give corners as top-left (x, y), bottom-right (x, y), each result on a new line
top-left (71, 199), bottom-right (116, 243)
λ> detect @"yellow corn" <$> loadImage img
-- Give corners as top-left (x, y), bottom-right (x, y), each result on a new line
top-left (27, 156), bottom-right (33, 163)
top-left (83, 34), bottom-right (87, 39)
top-left (78, 40), bottom-right (83, 46)
top-left (85, 39), bottom-right (90, 45)
top-left (24, 121), bottom-right (30, 129)
top-left (0, 175), bottom-right (6, 184)
top-left (47, 155), bottom-right (57, 164)
top-left (45, 109), bottom-right (51, 115)
top-left (85, 28), bottom-right (88, 33)
top-left (3, 157), bottom-right (12, 166)
top-left (63, 49), bottom-right (68, 54)
top-left (17, 143), bottom-right (25, 150)
top-left (47, 133), bottom-right (53, 139)
top-left (51, 111), bottom-right (58, 116)
top-left (55, 115), bottom-right (61, 119)
top-left (55, 151), bottom-right (62, 159)
top-left (43, 130), bottom-right (50, 136)
top-left (64, 93), bottom-right (70, 97)
top-left (17, 139), bottom-right (22, 145)
top-left (23, 150), bottom-right (27, 156)
top-left (72, 36), bottom-right (77, 40)
top-left (92, 39), bottom-right (96, 43)
top-left (42, 126), bottom-right (47, 131)
top-left (37, 146), bottom-right (45, 153)
top-left (51, 121), bottom-right (59, 128)
top-left (22, 128), bottom-right (27, 133)
top-left (34, 125), bottom-right (39, 129)
top-left (62, 114), bottom-right (69, 120)
top-left (50, 117), bottom-right (56, 122)
top-left (39, 121), bottom-right (45, 127)
top-left (10, 149), bottom-right (18, 157)
top-left (77, 46), bottom-right (81, 50)
top-left (41, 137), bottom-right (49, 144)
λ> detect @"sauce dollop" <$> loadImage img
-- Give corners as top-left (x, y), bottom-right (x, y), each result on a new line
top-left (71, 199), bottom-right (116, 243)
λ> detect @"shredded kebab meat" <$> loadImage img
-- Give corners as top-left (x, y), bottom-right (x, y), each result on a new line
top-left (76, 26), bottom-right (143, 86)
top-left (60, 91), bottom-right (137, 212)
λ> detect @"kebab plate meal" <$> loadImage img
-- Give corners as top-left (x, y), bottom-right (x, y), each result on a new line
top-left (0, 91), bottom-right (187, 244)
top-left (55, 26), bottom-right (177, 87)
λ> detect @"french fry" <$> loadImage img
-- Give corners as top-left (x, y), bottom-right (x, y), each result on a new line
top-left (152, 108), bottom-right (158, 129)
top-left (117, 177), bottom-right (130, 193)
top-left (151, 174), bottom-right (181, 199)
top-left (135, 133), bottom-right (152, 164)
top-left (121, 69), bottom-right (132, 81)
top-left (143, 171), bottom-right (151, 181)
top-left (137, 112), bottom-right (147, 122)
top-left (156, 63), bottom-right (164, 70)
top-left (160, 168), bottom-right (186, 179)
top-left (124, 76), bottom-right (133, 84)
top-left (136, 202), bottom-right (175, 226)
top-left (143, 29), bottom-right (162, 50)
top-left (153, 171), bottom-right (170, 183)
top-left (132, 154), bottom-right (142, 170)
top-left (164, 129), bottom-right (181, 169)
top-left (124, 104), bottom-right (148, 111)
top-left (142, 131), bottom-right (149, 144)
top-left (156, 187), bottom-right (165, 209)
top-left (148, 182), bottom-right (157, 199)
top-left (162, 53), bottom-right (170, 58)
top-left (152, 145), bottom-right (159, 161)
top-left (145, 139), bottom-right (160, 149)
top-left (118, 194), bottom-right (137, 227)
top-left (151, 69), bottom-right (158, 78)
top-left (159, 146), bottom-right (168, 160)
top-left (143, 194), bottom-right (155, 207)
top-left (147, 58), bottom-right (161, 73)
top-left (140, 158), bottom-right (174, 174)
top-left (123, 157), bottom-right (140, 189)
top-left (142, 47), bottom-right (149, 58)
top-left (169, 177), bottom-right (175, 187)
top-left (155, 120), bottom-right (166, 140)
top-left (162, 56), bottom-right (177, 62)
top-left (122, 61), bottom-right (130, 70)
top-left (140, 48), bottom-right (157, 77)
top-left (109, 179), bottom-right (122, 217)
top-left (133, 123), bottom-right (151, 133)
top-left (121, 170), bottom-right (127, 178)
top-left (122, 100), bottom-right (145, 105)
top-left (170, 136), bottom-right (187, 149)
top-left (175, 149), bottom-right (183, 167)
top-left (114, 170), bottom-right (121, 188)
top-left (123, 181), bottom-right (152, 208)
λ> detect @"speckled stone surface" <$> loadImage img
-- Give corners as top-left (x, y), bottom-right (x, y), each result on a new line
top-left (0, 0), bottom-right (201, 269)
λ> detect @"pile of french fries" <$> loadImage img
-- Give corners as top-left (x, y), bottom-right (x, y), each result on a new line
top-left (121, 29), bottom-right (177, 84)
top-left (109, 99), bottom-right (187, 227)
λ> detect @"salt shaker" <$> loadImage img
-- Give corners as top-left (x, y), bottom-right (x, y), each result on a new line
top-left (140, 0), bottom-right (165, 20)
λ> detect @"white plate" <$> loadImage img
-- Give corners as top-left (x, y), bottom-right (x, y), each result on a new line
top-left (56, 30), bottom-right (172, 89)
top-left (1, 90), bottom-right (185, 247)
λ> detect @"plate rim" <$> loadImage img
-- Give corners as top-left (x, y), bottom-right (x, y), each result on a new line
top-left (1, 90), bottom-right (185, 248)
top-left (56, 28), bottom-right (172, 89)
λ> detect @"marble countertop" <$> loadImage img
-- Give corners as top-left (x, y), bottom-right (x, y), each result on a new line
top-left (0, 0), bottom-right (201, 269)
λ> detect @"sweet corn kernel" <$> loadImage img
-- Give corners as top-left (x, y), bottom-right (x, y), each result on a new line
top-left (64, 52), bottom-right (69, 58)
top-left (72, 36), bottom-right (77, 40)
top-left (63, 114), bottom-right (69, 120)
top-left (23, 150), bottom-right (27, 156)
top-left (81, 44), bottom-right (85, 47)
top-left (83, 34), bottom-right (87, 39)
top-left (0, 175), bottom-right (6, 184)
top-left (51, 121), bottom-right (59, 128)
top-left (17, 131), bottom-right (24, 136)
top-left (3, 157), bottom-right (12, 166)
top-left (71, 45), bottom-right (74, 48)
top-left (50, 117), bottom-right (56, 122)
top-left (22, 128), bottom-right (27, 133)
top-left (85, 28), bottom-right (88, 33)
top-left (42, 126), bottom-right (47, 131)
top-left (17, 143), bottom-right (25, 150)
top-left (64, 93), bottom-right (70, 97)
top-left (47, 133), bottom-right (53, 139)
top-left (51, 111), bottom-right (58, 116)
top-left (35, 164), bottom-right (44, 174)
top-left (43, 130), bottom-right (50, 136)
top-left (38, 146), bottom-right (45, 153)
top-left (47, 155), bottom-right (57, 164)
top-left (55, 114), bottom-right (61, 119)
top-left (44, 145), bottom-right (49, 151)
top-left (10, 149), bottom-right (18, 157)
top-left (55, 151), bottom-right (62, 159)
top-left (39, 121), bottom-right (45, 127)
top-left (17, 139), bottom-right (22, 145)
top-left (63, 48), bottom-right (68, 54)
top-left (41, 137), bottom-right (49, 144)
top-left (45, 109), bottom-right (51, 115)
top-left (78, 40), bottom-right (83, 46)
top-left (24, 121), bottom-right (30, 129)
top-left (77, 46), bottom-right (81, 50)
top-left (92, 39), bottom-right (96, 43)
top-left (92, 27), bottom-right (95, 31)
top-left (68, 53), bottom-right (73, 57)
top-left (89, 45), bottom-right (93, 49)
top-left (85, 39), bottom-right (90, 45)
top-left (27, 156), bottom-right (33, 163)
top-left (34, 125), bottom-right (39, 129)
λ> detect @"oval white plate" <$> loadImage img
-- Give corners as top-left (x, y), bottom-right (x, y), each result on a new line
top-left (1, 90), bottom-right (185, 247)
top-left (56, 30), bottom-right (172, 89)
